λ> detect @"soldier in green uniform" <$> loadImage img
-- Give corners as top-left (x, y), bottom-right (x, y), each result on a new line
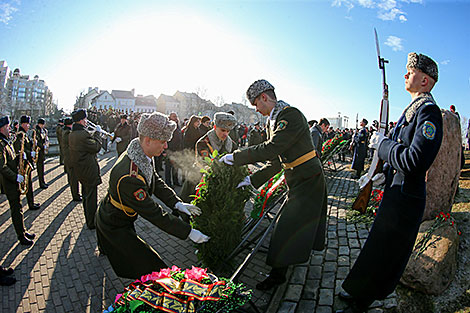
top-left (113, 114), bottom-right (132, 156)
top-left (56, 119), bottom-right (64, 166)
top-left (13, 115), bottom-right (40, 211)
top-left (96, 111), bottom-right (210, 279)
top-left (69, 109), bottom-right (102, 229)
top-left (34, 118), bottom-right (48, 189)
top-left (220, 80), bottom-right (327, 290)
top-left (179, 112), bottom-right (238, 203)
top-left (62, 118), bottom-right (81, 201)
top-left (0, 116), bottom-right (36, 246)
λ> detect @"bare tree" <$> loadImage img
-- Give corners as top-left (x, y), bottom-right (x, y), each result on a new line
top-left (214, 95), bottom-right (225, 107)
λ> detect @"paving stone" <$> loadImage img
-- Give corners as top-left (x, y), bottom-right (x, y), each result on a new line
top-left (338, 246), bottom-right (349, 255)
top-left (369, 300), bottom-right (383, 308)
top-left (338, 255), bottom-right (349, 266)
top-left (323, 262), bottom-right (337, 273)
top-left (367, 309), bottom-right (383, 313)
top-left (347, 231), bottom-right (358, 239)
top-left (325, 248), bottom-right (338, 261)
top-left (310, 255), bottom-right (323, 266)
top-left (290, 266), bottom-right (308, 284)
top-left (338, 237), bottom-right (348, 246)
top-left (316, 306), bottom-right (333, 313)
top-left (308, 266), bottom-right (322, 280)
top-left (358, 229), bottom-right (370, 239)
top-left (277, 301), bottom-right (297, 313)
top-left (296, 300), bottom-right (316, 313)
top-left (302, 279), bottom-right (320, 300)
top-left (320, 272), bottom-right (335, 289)
top-left (318, 288), bottom-right (334, 306)
top-left (336, 266), bottom-right (350, 280)
top-left (284, 284), bottom-right (303, 302)
top-left (348, 238), bottom-right (360, 248)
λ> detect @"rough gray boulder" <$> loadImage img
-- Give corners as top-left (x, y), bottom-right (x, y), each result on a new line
top-left (423, 110), bottom-right (461, 221)
top-left (400, 219), bottom-right (459, 295)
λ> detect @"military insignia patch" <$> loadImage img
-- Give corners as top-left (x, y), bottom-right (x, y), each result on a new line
top-left (201, 150), bottom-right (209, 157)
top-left (276, 120), bottom-right (288, 131)
top-left (422, 121), bottom-right (436, 140)
top-left (133, 188), bottom-right (147, 201)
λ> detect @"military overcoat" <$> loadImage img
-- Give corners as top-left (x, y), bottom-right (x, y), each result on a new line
top-left (233, 102), bottom-right (327, 268)
top-left (68, 124), bottom-right (102, 187)
top-left (343, 93), bottom-right (443, 301)
top-left (96, 139), bottom-right (191, 279)
top-left (113, 122), bottom-right (131, 155)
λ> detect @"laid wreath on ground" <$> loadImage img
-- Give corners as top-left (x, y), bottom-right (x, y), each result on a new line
top-left (104, 266), bottom-right (252, 313)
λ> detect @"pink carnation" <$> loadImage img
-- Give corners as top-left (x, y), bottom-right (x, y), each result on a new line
top-left (184, 266), bottom-right (208, 282)
top-left (115, 293), bottom-right (123, 303)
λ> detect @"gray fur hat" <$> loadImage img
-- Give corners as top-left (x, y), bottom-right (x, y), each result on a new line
top-left (214, 112), bottom-right (237, 130)
top-left (246, 79), bottom-right (275, 105)
top-left (406, 53), bottom-right (438, 82)
top-left (137, 112), bottom-right (176, 141)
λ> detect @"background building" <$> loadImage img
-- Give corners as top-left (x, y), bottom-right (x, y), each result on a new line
top-left (0, 60), bottom-right (55, 120)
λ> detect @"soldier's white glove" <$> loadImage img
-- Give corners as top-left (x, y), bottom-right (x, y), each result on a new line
top-left (175, 201), bottom-right (202, 216)
top-left (23, 152), bottom-right (27, 159)
top-left (95, 125), bottom-right (102, 133)
top-left (237, 176), bottom-right (252, 188)
top-left (44, 145), bottom-right (47, 149)
top-left (16, 174), bottom-right (24, 183)
top-left (372, 173), bottom-right (386, 186)
top-left (219, 154), bottom-right (234, 165)
top-left (369, 132), bottom-right (386, 150)
top-left (31, 151), bottom-right (36, 158)
top-left (358, 174), bottom-right (371, 189)
top-left (188, 229), bottom-right (210, 243)
top-left (115, 137), bottom-right (122, 143)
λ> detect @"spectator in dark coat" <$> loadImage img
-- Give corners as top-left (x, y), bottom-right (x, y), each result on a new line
top-left (199, 116), bottom-right (211, 136)
top-left (183, 115), bottom-right (202, 151)
top-left (310, 118), bottom-right (330, 159)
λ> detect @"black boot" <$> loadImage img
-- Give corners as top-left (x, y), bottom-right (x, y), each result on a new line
top-left (0, 275), bottom-right (16, 286)
top-left (256, 267), bottom-right (287, 291)
top-left (0, 266), bottom-right (14, 277)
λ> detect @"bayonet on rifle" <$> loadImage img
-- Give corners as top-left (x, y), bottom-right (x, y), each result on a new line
top-left (352, 28), bottom-right (389, 214)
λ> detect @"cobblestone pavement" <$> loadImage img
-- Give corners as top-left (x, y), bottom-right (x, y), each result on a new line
top-left (275, 165), bottom-right (398, 313)
top-left (0, 153), bottom-right (398, 313)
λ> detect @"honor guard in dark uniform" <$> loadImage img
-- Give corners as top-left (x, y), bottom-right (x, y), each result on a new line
top-left (351, 119), bottom-right (368, 178)
top-left (69, 109), bottom-right (101, 229)
top-left (0, 116), bottom-right (37, 246)
top-left (220, 80), bottom-right (327, 290)
top-left (56, 119), bottom-right (64, 165)
top-left (62, 117), bottom-right (81, 201)
top-left (13, 115), bottom-right (40, 211)
top-left (337, 53), bottom-right (443, 313)
top-left (96, 112), bottom-right (209, 279)
top-left (34, 118), bottom-right (48, 189)
top-left (112, 114), bottom-right (131, 156)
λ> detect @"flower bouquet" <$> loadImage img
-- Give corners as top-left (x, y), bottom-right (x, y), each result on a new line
top-left (347, 189), bottom-right (383, 225)
top-left (251, 170), bottom-right (286, 219)
top-left (414, 212), bottom-right (461, 259)
top-left (104, 266), bottom-right (252, 313)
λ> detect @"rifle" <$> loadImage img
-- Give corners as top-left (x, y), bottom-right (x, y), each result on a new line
top-left (352, 28), bottom-right (389, 214)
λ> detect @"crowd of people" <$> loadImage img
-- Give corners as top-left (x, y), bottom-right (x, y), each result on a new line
top-left (0, 52), bottom-right (466, 313)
